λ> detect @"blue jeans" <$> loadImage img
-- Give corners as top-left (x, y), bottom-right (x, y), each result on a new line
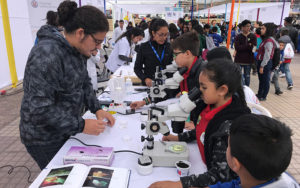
top-left (282, 63), bottom-right (293, 85)
top-left (257, 60), bottom-right (272, 99)
top-left (25, 141), bottom-right (66, 169)
top-left (239, 65), bottom-right (251, 86)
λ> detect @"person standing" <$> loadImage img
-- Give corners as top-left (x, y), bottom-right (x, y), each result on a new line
top-left (279, 17), bottom-right (298, 53)
top-left (234, 20), bottom-right (257, 86)
top-left (20, 1), bottom-right (115, 170)
top-left (256, 23), bottom-right (278, 101)
top-left (112, 20), bottom-right (125, 45)
top-left (134, 18), bottom-right (173, 87)
top-left (105, 28), bottom-right (144, 73)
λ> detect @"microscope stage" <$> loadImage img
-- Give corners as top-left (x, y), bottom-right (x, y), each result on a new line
top-left (143, 141), bottom-right (189, 167)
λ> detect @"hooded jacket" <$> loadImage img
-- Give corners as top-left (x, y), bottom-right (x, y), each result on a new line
top-left (178, 95), bottom-right (251, 188)
top-left (278, 35), bottom-right (295, 50)
top-left (20, 25), bottom-right (101, 146)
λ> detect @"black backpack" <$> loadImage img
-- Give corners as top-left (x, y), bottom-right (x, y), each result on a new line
top-left (272, 48), bottom-right (281, 70)
top-left (269, 38), bottom-right (280, 70)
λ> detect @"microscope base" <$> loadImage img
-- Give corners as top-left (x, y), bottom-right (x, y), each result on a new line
top-left (143, 141), bottom-right (189, 167)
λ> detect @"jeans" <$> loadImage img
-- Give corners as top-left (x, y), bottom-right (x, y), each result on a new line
top-left (282, 63), bottom-right (293, 85)
top-left (257, 60), bottom-right (272, 99)
top-left (239, 65), bottom-right (251, 86)
top-left (272, 69), bottom-right (281, 91)
top-left (25, 141), bottom-right (66, 169)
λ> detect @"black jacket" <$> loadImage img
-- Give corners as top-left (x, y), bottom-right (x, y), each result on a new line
top-left (134, 40), bottom-right (173, 85)
top-left (178, 95), bottom-right (251, 188)
top-left (20, 25), bottom-right (101, 146)
top-left (185, 58), bottom-right (204, 123)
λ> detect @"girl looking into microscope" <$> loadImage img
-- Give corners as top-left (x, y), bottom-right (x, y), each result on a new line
top-left (149, 59), bottom-right (251, 188)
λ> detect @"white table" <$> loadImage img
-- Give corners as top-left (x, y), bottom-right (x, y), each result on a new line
top-left (42, 65), bottom-right (207, 188)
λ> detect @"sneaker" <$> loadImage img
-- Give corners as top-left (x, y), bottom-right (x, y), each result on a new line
top-left (275, 90), bottom-right (283, 95)
top-left (288, 84), bottom-right (293, 90)
top-left (258, 97), bottom-right (266, 101)
top-left (279, 73), bottom-right (286, 78)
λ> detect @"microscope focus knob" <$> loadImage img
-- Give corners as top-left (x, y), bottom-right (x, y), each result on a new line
top-left (141, 136), bottom-right (146, 142)
top-left (150, 122), bottom-right (160, 133)
top-left (153, 88), bottom-right (160, 95)
top-left (141, 123), bottom-right (146, 130)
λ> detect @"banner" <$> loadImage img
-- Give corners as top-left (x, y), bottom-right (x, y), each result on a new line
top-left (165, 7), bottom-right (183, 23)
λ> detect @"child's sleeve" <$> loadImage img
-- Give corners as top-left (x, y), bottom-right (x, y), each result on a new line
top-left (180, 134), bottom-right (236, 188)
top-left (209, 180), bottom-right (237, 188)
top-left (178, 129), bottom-right (196, 143)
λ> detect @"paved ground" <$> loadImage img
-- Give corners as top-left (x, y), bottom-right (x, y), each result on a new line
top-left (0, 53), bottom-right (299, 187)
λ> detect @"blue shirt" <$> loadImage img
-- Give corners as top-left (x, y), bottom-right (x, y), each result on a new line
top-left (209, 33), bottom-right (223, 47)
top-left (209, 178), bottom-right (277, 188)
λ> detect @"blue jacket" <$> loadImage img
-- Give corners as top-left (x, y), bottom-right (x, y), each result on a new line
top-left (209, 33), bottom-right (223, 47)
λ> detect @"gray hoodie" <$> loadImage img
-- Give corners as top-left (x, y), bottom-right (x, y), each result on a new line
top-left (20, 25), bottom-right (102, 146)
top-left (278, 35), bottom-right (295, 50)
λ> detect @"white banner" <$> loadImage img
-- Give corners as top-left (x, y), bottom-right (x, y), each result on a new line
top-left (165, 7), bottom-right (183, 24)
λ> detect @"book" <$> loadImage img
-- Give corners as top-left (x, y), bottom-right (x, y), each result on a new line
top-left (63, 146), bottom-right (114, 166)
top-left (29, 163), bottom-right (131, 188)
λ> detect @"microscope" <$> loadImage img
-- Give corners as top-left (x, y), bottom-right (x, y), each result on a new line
top-left (138, 88), bottom-right (201, 167)
top-left (149, 65), bottom-right (188, 103)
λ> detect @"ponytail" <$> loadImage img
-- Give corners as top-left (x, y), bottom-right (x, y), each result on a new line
top-left (115, 27), bottom-right (144, 45)
top-left (57, 0), bottom-right (108, 34)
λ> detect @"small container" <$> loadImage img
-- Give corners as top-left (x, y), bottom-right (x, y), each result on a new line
top-left (125, 78), bottom-right (133, 95)
top-left (175, 160), bottom-right (191, 177)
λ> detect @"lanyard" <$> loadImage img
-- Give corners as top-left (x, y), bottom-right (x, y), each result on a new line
top-left (149, 41), bottom-right (165, 69)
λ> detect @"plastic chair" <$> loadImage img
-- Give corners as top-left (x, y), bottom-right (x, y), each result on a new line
top-left (247, 102), bottom-right (272, 118)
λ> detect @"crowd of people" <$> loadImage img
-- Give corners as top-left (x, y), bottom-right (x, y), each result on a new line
top-left (20, 1), bottom-right (299, 188)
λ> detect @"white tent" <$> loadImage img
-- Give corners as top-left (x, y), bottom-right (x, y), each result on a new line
top-left (0, 0), bottom-right (105, 88)
top-left (195, 2), bottom-right (291, 25)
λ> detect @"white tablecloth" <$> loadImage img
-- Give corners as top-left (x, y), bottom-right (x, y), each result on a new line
top-left (44, 65), bottom-right (207, 188)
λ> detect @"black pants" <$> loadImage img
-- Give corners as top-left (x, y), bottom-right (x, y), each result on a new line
top-left (25, 141), bottom-right (66, 169)
top-left (257, 60), bottom-right (272, 99)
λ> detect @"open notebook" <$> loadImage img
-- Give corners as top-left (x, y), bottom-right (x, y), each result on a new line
top-left (29, 164), bottom-right (130, 188)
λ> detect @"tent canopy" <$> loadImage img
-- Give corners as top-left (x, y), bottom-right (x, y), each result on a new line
top-left (195, 2), bottom-right (286, 15)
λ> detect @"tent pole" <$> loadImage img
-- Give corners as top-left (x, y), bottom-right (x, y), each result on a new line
top-left (226, 0), bottom-right (235, 49)
top-left (104, 0), bottom-right (106, 15)
top-left (191, 0), bottom-right (194, 19)
top-left (236, 0), bottom-right (241, 26)
top-left (279, 0), bottom-right (286, 27)
top-left (0, 0), bottom-right (18, 88)
top-left (224, 2), bottom-right (228, 22)
top-left (208, 8), bottom-right (210, 24)
top-left (256, 8), bottom-right (260, 22)
top-left (79, 0), bottom-right (81, 7)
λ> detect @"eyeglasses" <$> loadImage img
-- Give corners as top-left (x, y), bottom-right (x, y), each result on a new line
top-left (173, 51), bottom-right (185, 58)
top-left (90, 34), bottom-right (103, 46)
top-left (156, 32), bottom-right (169, 38)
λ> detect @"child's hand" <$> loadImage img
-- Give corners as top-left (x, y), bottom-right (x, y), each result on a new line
top-left (259, 67), bottom-right (264, 74)
top-left (130, 101), bottom-right (146, 109)
top-left (162, 134), bottom-right (179, 141)
top-left (175, 92), bottom-right (181, 98)
top-left (148, 181), bottom-right (183, 188)
top-left (145, 78), bottom-right (153, 87)
top-left (279, 61), bottom-right (283, 64)
top-left (185, 122), bottom-right (195, 130)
